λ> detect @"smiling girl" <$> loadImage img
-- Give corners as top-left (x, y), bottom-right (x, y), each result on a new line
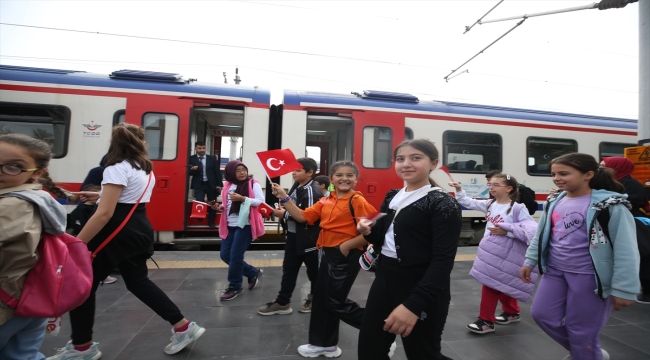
top-left (357, 139), bottom-right (462, 360)
top-left (521, 153), bottom-right (639, 360)
top-left (449, 173), bottom-right (538, 335)
top-left (272, 160), bottom-right (376, 358)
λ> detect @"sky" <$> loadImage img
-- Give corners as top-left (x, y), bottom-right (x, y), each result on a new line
top-left (0, 0), bottom-right (640, 119)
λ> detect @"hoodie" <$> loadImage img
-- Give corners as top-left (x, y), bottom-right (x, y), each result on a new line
top-left (524, 189), bottom-right (640, 301)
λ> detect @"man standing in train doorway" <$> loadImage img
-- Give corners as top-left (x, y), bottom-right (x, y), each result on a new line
top-left (189, 141), bottom-right (223, 228)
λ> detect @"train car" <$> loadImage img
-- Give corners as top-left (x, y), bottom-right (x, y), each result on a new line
top-left (1, 65), bottom-right (639, 245)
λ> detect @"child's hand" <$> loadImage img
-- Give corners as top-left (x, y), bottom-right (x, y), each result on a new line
top-left (383, 305), bottom-right (418, 337)
top-left (72, 191), bottom-right (100, 203)
top-left (447, 182), bottom-right (462, 192)
top-left (611, 296), bottom-right (636, 311)
top-left (273, 208), bottom-right (285, 218)
top-left (357, 219), bottom-right (374, 236)
top-left (520, 266), bottom-right (533, 283)
top-left (271, 183), bottom-right (288, 199)
top-left (211, 203), bottom-right (223, 211)
top-left (487, 226), bottom-right (507, 236)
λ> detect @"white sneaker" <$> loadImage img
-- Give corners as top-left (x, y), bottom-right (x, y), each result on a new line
top-left (164, 322), bottom-right (205, 355)
top-left (388, 341), bottom-right (397, 357)
top-left (46, 341), bottom-right (102, 360)
top-left (297, 344), bottom-right (342, 358)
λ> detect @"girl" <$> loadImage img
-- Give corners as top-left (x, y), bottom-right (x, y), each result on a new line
top-left (449, 173), bottom-right (538, 334)
top-left (521, 153), bottom-right (639, 360)
top-left (271, 160), bottom-right (376, 358)
top-left (0, 134), bottom-right (67, 360)
top-left (356, 139), bottom-right (462, 360)
top-left (48, 124), bottom-right (204, 360)
top-left (216, 160), bottom-right (264, 301)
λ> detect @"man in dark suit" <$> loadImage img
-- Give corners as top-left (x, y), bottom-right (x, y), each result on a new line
top-left (189, 141), bottom-right (223, 227)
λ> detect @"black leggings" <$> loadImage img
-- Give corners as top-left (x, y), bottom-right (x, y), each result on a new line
top-left (69, 253), bottom-right (184, 345)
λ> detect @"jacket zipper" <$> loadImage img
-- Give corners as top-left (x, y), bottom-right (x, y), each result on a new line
top-left (588, 211), bottom-right (604, 299)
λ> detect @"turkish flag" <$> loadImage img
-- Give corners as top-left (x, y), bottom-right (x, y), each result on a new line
top-left (256, 149), bottom-right (303, 178)
top-left (257, 202), bottom-right (275, 219)
top-left (190, 201), bottom-right (209, 219)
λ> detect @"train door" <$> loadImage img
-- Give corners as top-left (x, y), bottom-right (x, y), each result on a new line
top-left (351, 111), bottom-right (404, 204)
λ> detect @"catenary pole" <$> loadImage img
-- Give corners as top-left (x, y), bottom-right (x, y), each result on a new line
top-left (639, 0), bottom-right (649, 145)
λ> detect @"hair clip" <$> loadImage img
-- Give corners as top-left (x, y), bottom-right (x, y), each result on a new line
top-left (506, 174), bottom-right (511, 180)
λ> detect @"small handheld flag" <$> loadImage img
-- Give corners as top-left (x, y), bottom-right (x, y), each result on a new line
top-left (190, 201), bottom-right (209, 219)
top-left (257, 202), bottom-right (275, 219)
top-left (256, 149), bottom-right (303, 179)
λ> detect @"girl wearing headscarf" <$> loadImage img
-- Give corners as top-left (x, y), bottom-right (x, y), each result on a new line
top-left (601, 156), bottom-right (647, 218)
top-left (216, 160), bottom-right (265, 301)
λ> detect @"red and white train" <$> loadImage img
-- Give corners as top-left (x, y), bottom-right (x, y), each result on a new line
top-left (0, 65), bottom-right (638, 244)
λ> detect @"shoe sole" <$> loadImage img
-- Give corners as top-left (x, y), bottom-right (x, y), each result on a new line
top-left (466, 325), bottom-right (495, 334)
top-left (495, 318), bottom-right (520, 325)
top-left (637, 300), bottom-right (650, 304)
top-left (92, 351), bottom-right (102, 360)
top-left (164, 327), bottom-right (206, 355)
top-left (298, 348), bottom-right (342, 358)
top-left (258, 308), bottom-right (293, 315)
top-left (298, 308), bottom-right (311, 313)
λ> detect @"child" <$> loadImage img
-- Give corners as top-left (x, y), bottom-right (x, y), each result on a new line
top-left (357, 139), bottom-right (462, 360)
top-left (449, 173), bottom-right (538, 334)
top-left (0, 134), bottom-right (68, 360)
top-left (217, 160), bottom-right (264, 301)
top-left (258, 157), bottom-right (323, 315)
top-left (69, 184), bottom-right (118, 284)
top-left (313, 175), bottom-right (330, 197)
top-left (48, 124), bottom-right (205, 360)
top-left (521, 153), bottom-right (639, 360)
top-left (271, 160), bottom-right (376, 358)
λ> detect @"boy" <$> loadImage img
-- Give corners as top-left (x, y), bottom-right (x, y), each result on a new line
top-left (313, 175), bottom-right (330, 197)
top-left (257, 157), bottom-right (323, 315)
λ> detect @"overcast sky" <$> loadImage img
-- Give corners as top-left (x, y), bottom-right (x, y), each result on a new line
top-left (0, 0), bottom-right (640, 119)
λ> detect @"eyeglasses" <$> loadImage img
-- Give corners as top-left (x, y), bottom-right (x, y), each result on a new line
top-left (0, 164), bottom-right (39, 176)
top-left (235, 169), bottom-right (247, 174)
top-left (486, 183), bottom-right (506, 188)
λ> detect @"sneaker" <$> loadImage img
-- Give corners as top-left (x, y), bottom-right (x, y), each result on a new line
top-left (47, 341), bottom-right (102, 360)
top-left (299, 294), bottom-right (313, 313)
top-left (103, 276), bottom-right (117, 284)
top-left (258, 300), bottom-right (293, 315)
top-left (164, 322), bottom-right (205, 355)
top-left (221, 287), bottom-right (243, 301)
top-left (637, 293), bottom-right (650, 304)
top-left (494, 312), bottom-right (520, 324)
top-left (297, 344), bottom-right (342, 358)
top-left (248, 269), bottom-right (263, 290)
top-left (561, 348), bottom-right (609, 360)
top-left (388, 341), bottom-right (396, 358)
top-left (466, 318), bottom-right (495, 334)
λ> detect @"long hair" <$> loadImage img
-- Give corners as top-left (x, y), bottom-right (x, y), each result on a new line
top-left (393, 139), bottom-right (440, 187)
top-left (104, 123), bottom-right (153, 173)
top-left (549, 153), bottom-right (624, 193)
top-left (487, 173), bottom-right (518, 215)
top-left (0, 134), bottom-right (67, 198)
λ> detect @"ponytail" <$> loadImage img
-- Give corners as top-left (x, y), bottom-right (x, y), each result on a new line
top-left (591, 166), bottom-right (625, 193)
top-left (37, 171), bottom-right (68, 199)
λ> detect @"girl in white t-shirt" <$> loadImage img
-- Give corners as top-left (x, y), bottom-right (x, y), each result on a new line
top-left (48, 124), bottom-right (204, 360)
top-left (449, 173), bottom-right (538, 335)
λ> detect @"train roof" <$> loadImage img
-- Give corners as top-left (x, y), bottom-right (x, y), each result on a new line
top-left (0, 65), bottom-right (271, 104)
top-left (283, 89), bottom-right (637, 130)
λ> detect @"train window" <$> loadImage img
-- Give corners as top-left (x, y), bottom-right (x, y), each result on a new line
top-left (113, 110), bottom-right (125, 125)
top-left (599, 142), bottom-right (637, 159)
top-left (443, 131), bottom-right (501, 173)
top-left (143, 113), bottom-right (179, 160)
top-left (405, 127), bottom-right (414, 140)
top-left (0, 102), bottom-right (70, 158)
top-left (362, 126), bottom-right (392, 169)
top-left (527, 137), bottom-right (577, 176)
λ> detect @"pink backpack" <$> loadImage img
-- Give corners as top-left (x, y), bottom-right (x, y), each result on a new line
top-left (0, 232), bottom-right (93, 318)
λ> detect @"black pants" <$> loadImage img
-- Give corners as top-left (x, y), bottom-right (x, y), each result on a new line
top-left (641, 255), bottom-right (650, 295)
top-left (276, 232), bottom-right (319, 305)
top-left (69, 253), bottom-right (184, 345)
top-left (194, 182), bottom-right (217, 225)
top-left (358, 256), bottom-right (452, 360)
top-left (309, 246), bottom-right (364, 347)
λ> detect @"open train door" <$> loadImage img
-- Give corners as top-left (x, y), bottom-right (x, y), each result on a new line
top-left (351, 110), bottom-right (404, 207)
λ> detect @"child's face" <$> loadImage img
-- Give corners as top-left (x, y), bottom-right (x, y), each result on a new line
top-left (551, 163), bottom-right (593, 194)
top-left (330, 166), bottom-right (357, 193)
top-left (394, 145), bottom-right (437, 185)
top-left (235, 165), bottom-right (248, 181)
top-left (0, 142), bottom-right (46, 190)
top-left (292, 168), bottom-right (312, 184)
top-left (487, 179), bottom-right (513, 199)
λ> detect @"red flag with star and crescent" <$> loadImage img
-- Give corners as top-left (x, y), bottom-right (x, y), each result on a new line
top-left (190, 201), bottom-right (209, 219)
top-left (255, 149), bottom-right (303, 178)
top-left (257, 202), bottom-right (275, 219)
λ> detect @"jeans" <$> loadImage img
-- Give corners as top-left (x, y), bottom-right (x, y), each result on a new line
top-left (194, 183), bottom-right (217, 225)
top-left (0, 317), bottom-right (46, 360)
top-left (220, 226), bottom-right (258, 289)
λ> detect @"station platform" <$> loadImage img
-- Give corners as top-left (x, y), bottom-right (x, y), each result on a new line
top-left (40, 246), bottom-right (650, 360)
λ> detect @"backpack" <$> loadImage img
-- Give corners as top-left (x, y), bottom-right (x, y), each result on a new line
top-left (597, 209), bottom-right (650, 259)
top-left (0, 232), bottom-right (93, 318)
top-left (518, 184), bottom-right (538, 215)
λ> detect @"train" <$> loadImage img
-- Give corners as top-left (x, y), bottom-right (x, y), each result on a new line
top-left (0, 65), bottom-right (638, 245)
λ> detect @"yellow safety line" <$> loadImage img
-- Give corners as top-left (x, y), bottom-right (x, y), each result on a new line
top-left (147, 254), bottom-right (476, 269)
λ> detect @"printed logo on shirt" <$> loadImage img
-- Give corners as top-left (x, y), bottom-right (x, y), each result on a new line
top-left (486, 211), bottom-right (505, 227)
top-left (552, 210), bottom-right (585, 240)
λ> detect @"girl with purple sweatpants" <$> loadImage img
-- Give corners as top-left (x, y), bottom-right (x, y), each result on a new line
top-left (521, 153), bottom-right (640, 360)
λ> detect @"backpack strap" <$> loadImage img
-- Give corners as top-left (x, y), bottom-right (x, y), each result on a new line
top-left (90, 172), bottom-right (152, 262)
top-left (349, 194), bottom-right (357, 226)
top-left (596, 208), bottom-right (611, 242)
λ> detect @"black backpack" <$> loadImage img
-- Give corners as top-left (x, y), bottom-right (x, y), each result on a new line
top-left (518, 184), bottom-right (538, 215)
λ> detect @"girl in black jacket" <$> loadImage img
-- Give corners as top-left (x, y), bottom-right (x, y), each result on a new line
top-left (357, 139), bottom-right (462, 360)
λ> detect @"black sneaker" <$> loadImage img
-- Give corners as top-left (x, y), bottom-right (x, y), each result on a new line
top-left (495, 312), bottom-right (521, 324)
top-left (637, 293), bottom-right (650, 304)
top-left (467, 318), bottom-right (495, 334)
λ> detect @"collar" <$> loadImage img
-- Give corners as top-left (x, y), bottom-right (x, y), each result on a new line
top-left (0, 183), bottom-right (43, 196)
